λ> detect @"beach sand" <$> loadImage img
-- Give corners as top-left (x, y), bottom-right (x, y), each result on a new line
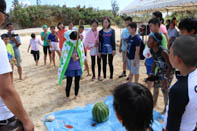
top-left (11, 27), bottom-right (174, 131)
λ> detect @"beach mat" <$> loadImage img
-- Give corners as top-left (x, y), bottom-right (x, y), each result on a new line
top-left (43, 96), bottom-right (164, 131)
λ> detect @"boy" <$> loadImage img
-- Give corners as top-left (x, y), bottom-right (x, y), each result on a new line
top-left (113, 82), bottom-right (153, 131)
top-left (1, 34), bottom-right (15, 82)
top-left (41, 25), bottom-right (52, 65)
top-left (27, 33), bottom-right (43, 66)
top-left (178, 18), bottom-right (197, 36)
top-left (164, 36), bottom-right (197, 131)
top-left (119, 17), bottom-right (132, 78)
top-left (47, 26), bottom-right (61, 67)
top-left (168, 22), bottom-right (179, 47)
top-left (126, 22), bottom-right (141, 83)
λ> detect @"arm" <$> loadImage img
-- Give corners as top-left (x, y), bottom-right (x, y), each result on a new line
top-left (150, 62), bottom-right (156, 76)
top-left (12, 36), bottom-right (21, 47)
top-left (112, 29), bottom-right (116, 51)
top-left (0, 73), bottom-right (34, 131)
top-left (38, 39), bottom-right (43, 46)
top-left (27, 45), bottom-right (31, 53)
top-left (162, 51), bottom-right (173, 79)
top-left (133, 46), bottom-right (140, 66)
top-left (41, 32), bottom-right (47, 41)
top-left (119, 39), bottom-right (122, 53)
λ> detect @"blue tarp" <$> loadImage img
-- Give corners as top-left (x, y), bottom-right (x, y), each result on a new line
top-left (43, 96), bottom-right (164, 131)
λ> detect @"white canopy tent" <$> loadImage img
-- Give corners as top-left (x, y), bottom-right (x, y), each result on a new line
top-left (121, 0), bottom-right (197, 15)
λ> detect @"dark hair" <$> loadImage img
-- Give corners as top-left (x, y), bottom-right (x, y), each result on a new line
top-left (170, 21), bottom-right (175, 27)
top-left (125, 17), bottom-right (133, 22)
top-left (0, 0), bottom-right (6, 13)
top-left (166, 19), bottom-right (171, 23)
top-left (172, 36), bottom-right (197, 67)
top-left (70, 31), bottom-right (77, 40)
top-left (113, 82), bottom-right (153, 131)
top-left (6, 22), bottom-right (13, 27)
top-left (151, 32), bottom-right (163, 45)
top-left (172, 17), bottom-right (177, 21)
top-left (102, 17), bottom-right (111, 29)
top-left (31, 33), bottom-right (36, 38)
top-left (152, 11), bottom-right (163, 21)
top-left (79, 25), bottom-right (84, 29)
top-left (128, 22), bottom-right (137, 30)
top-left (90, 19), bottom-right (99, 26)
top-left (148, 18), bottom-right (161, 27)
top-left (1, 33), bottom-right (8, 40)
top-left (50, 26), bottom-right (55, 29)
top-left (57, 22), bottom-right (64, 30)
top-left (178, 18), bottom-right (197, 34)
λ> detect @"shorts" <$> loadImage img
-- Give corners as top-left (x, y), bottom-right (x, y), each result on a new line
top-left (127, 59), bottom-right (140, 74)
top-left (15, 55), bottom-right (22, 67)
top-left (50, 42), bottom-right (60, 51)
top-left (122, 51), bottom-right (126, 62)
top-left (146, 65), bottom-right (152, 75)
top-left (43, 46), bottom-right (51, 55)
top-left (154, 71), bottom-right (174, 88)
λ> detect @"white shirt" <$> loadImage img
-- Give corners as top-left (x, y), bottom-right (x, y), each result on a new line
top-left (0, 39), bottom-right (14, 120)
top-left (30, 38), bottom-right (42, 51)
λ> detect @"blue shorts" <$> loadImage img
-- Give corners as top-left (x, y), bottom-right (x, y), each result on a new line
top-left (127, 59), bottom-right (140, 74)
top-left (15, 55), bottom-right (22, 67)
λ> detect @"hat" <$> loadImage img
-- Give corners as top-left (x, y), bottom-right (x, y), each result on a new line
top-left (1, 34), bottom-right (8, 40)
top-left (42, 25), bottom-right (48, 28)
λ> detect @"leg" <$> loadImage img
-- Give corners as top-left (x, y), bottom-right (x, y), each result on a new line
top-left (56, 50), bottom-right (61, 60)
top-left (97, 56), bottom-right (101, 78)
top-left (32, 52), bottom-right (37, 64)
top-left (147, 81), bottom-right (153, 90)
top-left (15, 56), bottom-right (22, 80)
top-left (161, 88), bottom-right (168, 114)
top-left (74, 76), bottom-right (81, 96)
top-left (108, 54), bottom-right (114, 79)
top-left (91, 56), bottom-right (96, 78)
top-left (51, 51), bottom-right (55, 67)
top-left (128, 72), bottom-right (133, 82)
top-left (17, 66), bottom-right (22, 80)
top-left (48, 47), bottom-right (52, 65)
top-left (153, 82), bottom-right (160, 107)
top-left (37, 51), bottom-right (40, 65)
top-left (43, 47), bottom-right (47, 65)
top-left (66, 77), bottom-right (73, 97)
top-left (101, 54), bottom-right (107, 79)
top-left (134, 74), bottom-right (139, 83)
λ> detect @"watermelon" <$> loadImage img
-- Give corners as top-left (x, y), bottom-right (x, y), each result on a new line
top-left (92, 102), bottom-right (109, 123)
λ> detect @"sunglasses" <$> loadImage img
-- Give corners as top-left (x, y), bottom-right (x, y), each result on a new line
top-left (0, 10), bottom-right (9, 19)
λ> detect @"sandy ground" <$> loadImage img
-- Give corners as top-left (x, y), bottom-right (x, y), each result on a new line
top-left (9, 27), bottom-right (174, 131)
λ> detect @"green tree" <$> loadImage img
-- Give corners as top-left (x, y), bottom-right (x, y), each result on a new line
top-left (111, 0), bottom-right (119, 17)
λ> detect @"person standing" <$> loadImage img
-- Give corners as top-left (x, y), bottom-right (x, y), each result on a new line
top-left (7, 23), bottom-right (22, 80)
top-left (57, 22), bottom-right (67, 51)
top-left (0, 0), bottom-right (34, 130)
top-left (99, 17), bottom-right (116, 80)
top-left (41, 25), bottom-right (52, 65)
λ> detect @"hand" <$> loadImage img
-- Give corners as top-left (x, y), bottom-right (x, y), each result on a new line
top-left (22, 119), bottom-right (34, 131)
top-left (98, 53), bottom-right (101, 58)
top-left (112, 51), bottom-right (116, 56)
top-left (133, 59), bottom-right (137, 67)
top-left (72, 53), bottom-right (79, 61)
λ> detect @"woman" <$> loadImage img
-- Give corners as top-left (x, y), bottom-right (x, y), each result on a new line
top-left (99, 17), bottom-right (116, 79)
top-left (57, 22), bottom-right (67, 51)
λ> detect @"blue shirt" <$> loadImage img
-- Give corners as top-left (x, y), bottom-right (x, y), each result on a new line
top-left (121, 28), bottom-right (130, 51)
top-left (48, 33), bottom-right (58, 42)
top-left (9, 35), bottom-right (21, 57)
top-left (127, 35), bottom-right (141, 60)
top-left (102, 30), bottom-right (113, 54)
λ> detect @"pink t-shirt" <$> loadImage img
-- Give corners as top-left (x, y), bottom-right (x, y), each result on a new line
top-left (159, 24), bottom-right (168, 34)
top-left (57, 29), bottom-right (67, 50)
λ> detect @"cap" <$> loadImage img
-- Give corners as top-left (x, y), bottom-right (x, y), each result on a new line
top-left (42, 25), bottom-right (48, 28)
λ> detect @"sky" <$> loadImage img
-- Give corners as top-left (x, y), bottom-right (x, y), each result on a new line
top-left (6, 0), bottom-right (132, 12)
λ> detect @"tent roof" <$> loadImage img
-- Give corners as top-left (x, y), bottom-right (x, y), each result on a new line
top-left (121, 0), bottom-right (197, 14)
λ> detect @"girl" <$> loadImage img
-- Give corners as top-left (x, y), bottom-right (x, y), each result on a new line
top-left (147, 32), bottom-right (174, 114)
top-left (57, 22), bottom-right (67, 51)
top-left (27, 33), bottom-right (43, 66)
top-left (58, 30), bottom-right (85, 100)
top-left (84, 19), bottom-right (101, 80)
top-left (99, 17), bottom-right (116, 79)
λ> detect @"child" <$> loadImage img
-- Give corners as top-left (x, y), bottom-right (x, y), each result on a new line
top-left (164, 36), bottom-right (197, 131)
top-left (57, 22), bottom-right (67, 51)
top-left (58, 30), bottom-right (85, 100)
top-left (147, 32), bottom-right (173, 114)
top-left (178, 18), bottom-right (197, 36)
top-left (126, 22), bottom-right (141, 83)
top-left (27, 33), bottom-right (43, 66)
top-left (1, 34), bottom-right (15, 82)
top-left (113, 82), bottom-right (154, 131)
top-left (168, 22), bottom-right (179, 47)
top-left (99, 17), bottom-right (116, 80)
top-left (41, 25), bottom-right (52, 65)
top-left (119, 17), bottom-right (132, 78)
top-left (47, 26), bottom-right (61, 67)
top-left (84, 19), bottom-right (101, 80)
top-left (79, 25), bottom-right (90, 76)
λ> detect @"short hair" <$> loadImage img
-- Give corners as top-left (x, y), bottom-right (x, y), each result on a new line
top-left (178, 18), bottom-right (197, 34)
top-left (57, 22), bottom-right (64, 30)
top-left (170, 21), bottom-right (176, 27)
top-left (152, 11), bottom-right (163, 21)
top-left (128, 22), bottom-right (137, 30)
top-left (50, 26), bottom-right (55, 29)
top-left (1, 33), bottom-right (8, 40)
top-left (125, 17), bottom-right (133, 22)
top-left (166, 19), bottom-right (171, 23)
top-left (0, 0), bottom-right (6, 13)
top-left (79, 25), bottom-right (84, 29)
top-left (172, 36), bottom-right (197, 67)
top-left (102, 17), bottom-right (111, 29)
top-left (31, 33), bottom-right (36, 38)
top-left (113, 82), bottom-right (153, 131)
top-left (6, 22), bottom-right (13, 27)
top-left (148, 18), bottom-right (161, 27)
top-left (90, 19), bottom-right (99, 26)
top-left (172, 17), bottom-right (177, 21)
top-left (69, 31), bottom-right (77, 40)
